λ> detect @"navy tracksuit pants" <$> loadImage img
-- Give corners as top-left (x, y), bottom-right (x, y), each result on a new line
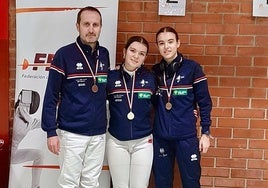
top-left (153, 136), bottom-right (201, 188)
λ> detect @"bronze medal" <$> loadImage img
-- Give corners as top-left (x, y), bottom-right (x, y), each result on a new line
top-left (165, 102), bottom-right (172, 110)
top-left (127, 111), bottom-right (135, 120)
top-left (76, 43), bottom-right (100, 94)
top-left (92, 84), bottom-right (98, 93)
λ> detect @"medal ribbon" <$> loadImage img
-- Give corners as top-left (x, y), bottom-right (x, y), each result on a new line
top-left (76, 42), bottom-right (99, 85)
top-left (122, 70), bottom-right (136, 113)
top-left (163, 71), bottom-right (176, 103)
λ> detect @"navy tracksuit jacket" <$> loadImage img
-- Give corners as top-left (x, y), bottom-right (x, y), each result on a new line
top-left (107, 65), bottom-right (156, 141)
top-left (42, 37), bottom-right (110, 138)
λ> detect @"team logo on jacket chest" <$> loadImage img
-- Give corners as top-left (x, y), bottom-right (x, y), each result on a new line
top-left (115, 80), bottom-right (122, 87)
top-left (76, 62), bottom-right (83, 70)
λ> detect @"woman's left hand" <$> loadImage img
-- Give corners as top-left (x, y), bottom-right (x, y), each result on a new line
top-left (199, 134), bottom-right (211, 153)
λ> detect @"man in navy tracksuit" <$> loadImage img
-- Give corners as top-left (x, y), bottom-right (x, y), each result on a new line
top-left (42, 7), bottom-right (110, 188)
top-left (152, 26), bottom-right (212, 188)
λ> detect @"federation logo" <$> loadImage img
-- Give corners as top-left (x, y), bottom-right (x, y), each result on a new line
top-left (140, 79), bottom-right (148, 87)
top-left (19, 53), bottom-right (54, 71)
top-left (99, 61), bottom-right (105, 71)
top-left (176, 75), bottom-right (184, 83)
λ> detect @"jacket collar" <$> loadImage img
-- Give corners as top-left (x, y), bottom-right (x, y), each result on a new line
top-left (76, 36), bottom-right (100, 54)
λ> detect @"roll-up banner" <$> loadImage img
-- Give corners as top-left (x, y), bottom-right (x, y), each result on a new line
top-left (9, 1), bottom-right (118, 187)
top-left (0, 0), bottom-right (10, 187)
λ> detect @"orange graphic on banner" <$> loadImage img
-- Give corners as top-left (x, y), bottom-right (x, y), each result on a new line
top-left (19, 58), bottom-right (50, 70)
